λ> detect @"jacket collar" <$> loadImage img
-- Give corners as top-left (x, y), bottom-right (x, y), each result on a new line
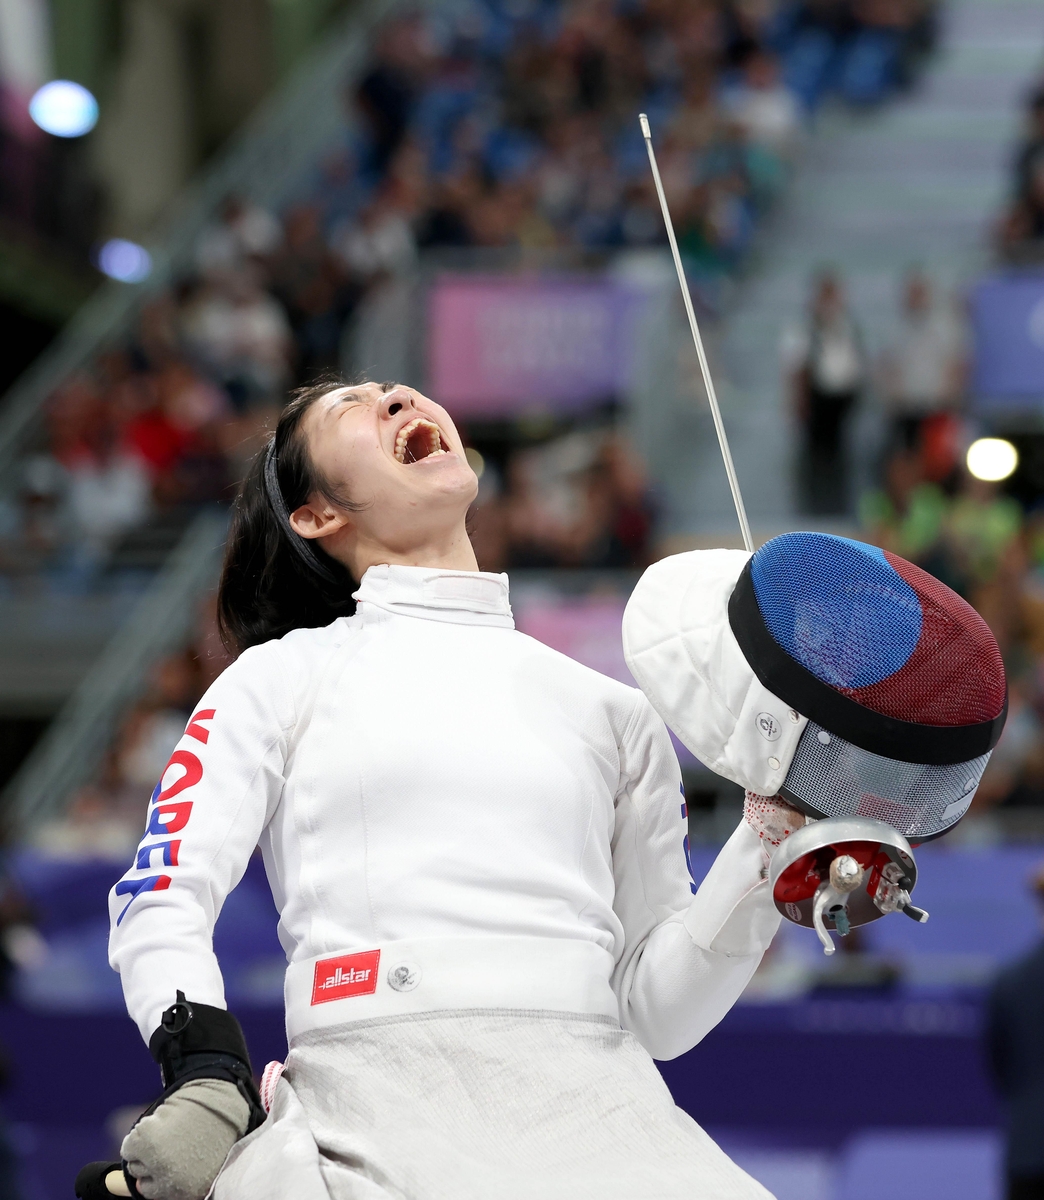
top-left (353, 564), bottom-right (514, 628)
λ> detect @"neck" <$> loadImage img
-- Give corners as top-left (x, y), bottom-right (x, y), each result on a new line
top-left (346, 523), bottom-right (479, 579)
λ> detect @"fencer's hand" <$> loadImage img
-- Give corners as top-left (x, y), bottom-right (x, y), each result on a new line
top-left (743, 791), bottom-right (806, 849)
top-left (121, 1079), bottom-right (250, 1200)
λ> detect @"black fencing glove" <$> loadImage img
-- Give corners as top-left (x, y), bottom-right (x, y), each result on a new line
top-left (76, 992), bottom-right (265, 1200)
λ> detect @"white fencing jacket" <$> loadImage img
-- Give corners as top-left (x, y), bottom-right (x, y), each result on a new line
top-left (108, 566), bottom-right (780, 1060)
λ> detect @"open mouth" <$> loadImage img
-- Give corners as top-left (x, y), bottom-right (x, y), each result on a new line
top-left (394, 417), bottom-right (449, 464)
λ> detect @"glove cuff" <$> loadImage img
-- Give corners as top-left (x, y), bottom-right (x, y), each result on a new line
top-left (148, 992), bottom-right (265, 1131)
top-left (149, 991), bottom-right (251, 1086)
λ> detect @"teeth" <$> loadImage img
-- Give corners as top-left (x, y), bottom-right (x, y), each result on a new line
top-left (394, 417), bottom-right (446, 464)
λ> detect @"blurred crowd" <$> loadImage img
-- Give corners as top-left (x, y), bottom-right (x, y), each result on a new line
top-left (997, 70), bottom-right (1044, 261)
top-left (860, 438), bottom-right (1044, 816)
top-left (0, 0), bottom-right (942, 583)
top-left (467, 423), bottom-right (657, 571)
top-left (345, 0), bottom-right (936, 268)
top-left (783, 265), bottom-right (965, 515)
top-left (782, 262), bottom-right (1044, 816)
top-left (0, 0), bottom-right (946, 852)
top-left (2, 0), bottom-right (940, 267)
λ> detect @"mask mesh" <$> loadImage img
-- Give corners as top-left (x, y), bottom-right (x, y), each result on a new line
top-left (782, 720), bottom-right (989, 840)
top-left (750, 533), bottom-right (1006, 726)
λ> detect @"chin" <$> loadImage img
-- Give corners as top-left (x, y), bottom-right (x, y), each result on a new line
top-left (423, 456), bottom-right (479, 501)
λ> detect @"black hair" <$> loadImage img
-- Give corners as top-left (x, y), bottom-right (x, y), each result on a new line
top-left (217, 379), bottom-right (366, 654)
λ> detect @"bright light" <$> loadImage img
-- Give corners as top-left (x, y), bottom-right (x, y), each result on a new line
top-left (95, 239), bottom-right (152, 283)
top-left (966, 437), bottom-right (1018, 483)
top-left (465, 447), bottom-right (485, 478)
top-left (28, 81), bottom-right (98, 137)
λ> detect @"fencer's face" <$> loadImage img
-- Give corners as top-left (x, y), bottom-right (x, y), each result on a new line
top-left (293, 381), bottom-right (478, 563)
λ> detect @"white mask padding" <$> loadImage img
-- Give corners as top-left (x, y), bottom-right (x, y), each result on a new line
top-left (622, 549), bottom-right (807, 796)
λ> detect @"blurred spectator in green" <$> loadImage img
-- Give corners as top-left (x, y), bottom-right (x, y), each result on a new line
top-left (859, 448), bottom-right (948, 565)
top-left (860, 446), bottom-right (1029, 673)
top-left (947, 471), bottom-right (1024, 594)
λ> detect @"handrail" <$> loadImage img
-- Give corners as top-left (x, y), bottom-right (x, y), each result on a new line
top-left (4, 509), bottom-right (229, 833)
top-left (0, 0), bottom-right (399, 484)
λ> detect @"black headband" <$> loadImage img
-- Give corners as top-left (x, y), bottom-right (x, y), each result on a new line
top-left (263, 439), bottom-right (342, 585)
top-left (727, 559), bottom-right (1007, 765)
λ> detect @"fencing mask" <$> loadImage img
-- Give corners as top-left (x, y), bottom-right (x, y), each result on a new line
top-left (623, 532), bottom-right (1007, 842)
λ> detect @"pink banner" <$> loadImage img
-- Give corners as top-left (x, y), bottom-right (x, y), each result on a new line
top-left (514, 595), bottom-right (634, 686)
top-left (427, 275), bottom-right (635, 415)
top-left (513, 593), bottom-right (697, 767)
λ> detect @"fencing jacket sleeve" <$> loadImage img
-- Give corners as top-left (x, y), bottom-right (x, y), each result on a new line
top-left (611, 693), bottom-right (781, 1061)
top-left (109, 643), bottom-right (295, 1041)
top-left (109, 565), bottom-right (780, 1057)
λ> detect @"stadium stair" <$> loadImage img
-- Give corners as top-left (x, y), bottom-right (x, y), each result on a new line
top-left (671, 0), bottom-right (1041, 542)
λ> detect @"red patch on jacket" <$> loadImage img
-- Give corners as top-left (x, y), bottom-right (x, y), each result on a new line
top-left (311, 950), bottom-right (381, 1004)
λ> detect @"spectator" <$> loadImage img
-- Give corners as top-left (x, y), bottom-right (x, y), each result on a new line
top-left (331, 189), bottom-right (418, 281)
top-left (998, 86), bottom-right (1044, 257)
top-left (498, 426), bottom-right (654, 570)
top-left (354, 17), bottom-right (427, 177)
top-left (977, 674), bottom-right (1044, 810)
top-left (840, 0), bottom-right (913, 106)
top-left (268, 205), bottom-right (354, 382)
top-left (859, 447), bottom-right (949, 569)
top-left (783, 270), bottom-right (867, 515)
top-left (415, 172), bottom-right (479, 248)
top-left (4, 455), bottom-right (65, 573)
top-left (987, 863), bottom-right (1044, 1200)
top-left (561, 435), bottom-right (656, 568)
top-left (1014, 89), bottom-right (1044, 214)
top-left (725, 49), bottom-right (802, 159)
top-left (947, 469), bottom-right (1024, 595)
top-left (466, 460), bottom-right (510, 574)
top-left (780, 0), bottom-right (855, 111)
top-left (60, 410), bottom-right (152, 568)
top-left (503, 443), bottom-right (576, 569)
top-left (879, 270), bottom-right (965, 455)
top-left (780, 0), bottom-right (935, 111)
top-left (195, 195), bottom-right (282, 279)
top-left (180, 265), bottom-right (293, 406)
top-left (113, 651), bottom-right (203, 795)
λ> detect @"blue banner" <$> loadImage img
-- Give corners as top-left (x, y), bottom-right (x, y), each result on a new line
top-left (971, 273), bottom-right (1044, 409)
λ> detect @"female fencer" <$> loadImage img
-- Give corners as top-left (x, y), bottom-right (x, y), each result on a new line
top-left (91, 379), bottom-right (793, 1200)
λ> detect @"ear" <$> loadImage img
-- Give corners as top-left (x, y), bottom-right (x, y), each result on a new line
top-left (288, 499), bottom-right (351, 542)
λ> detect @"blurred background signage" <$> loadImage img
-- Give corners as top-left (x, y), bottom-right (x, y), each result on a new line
top-left (428, 275), bottom-right (637, 415)
top-left (971, 274), bottom-right (1044, 408)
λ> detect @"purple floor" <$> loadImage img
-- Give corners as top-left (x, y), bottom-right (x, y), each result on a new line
top-left (4, 842), bottom-right (1036, 1198)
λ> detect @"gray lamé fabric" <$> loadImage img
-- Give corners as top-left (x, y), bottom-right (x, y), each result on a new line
top-left (212, 1011), bottom-right (773, 1200)
top-left (123, 1079), bottom-right (250, 1200)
